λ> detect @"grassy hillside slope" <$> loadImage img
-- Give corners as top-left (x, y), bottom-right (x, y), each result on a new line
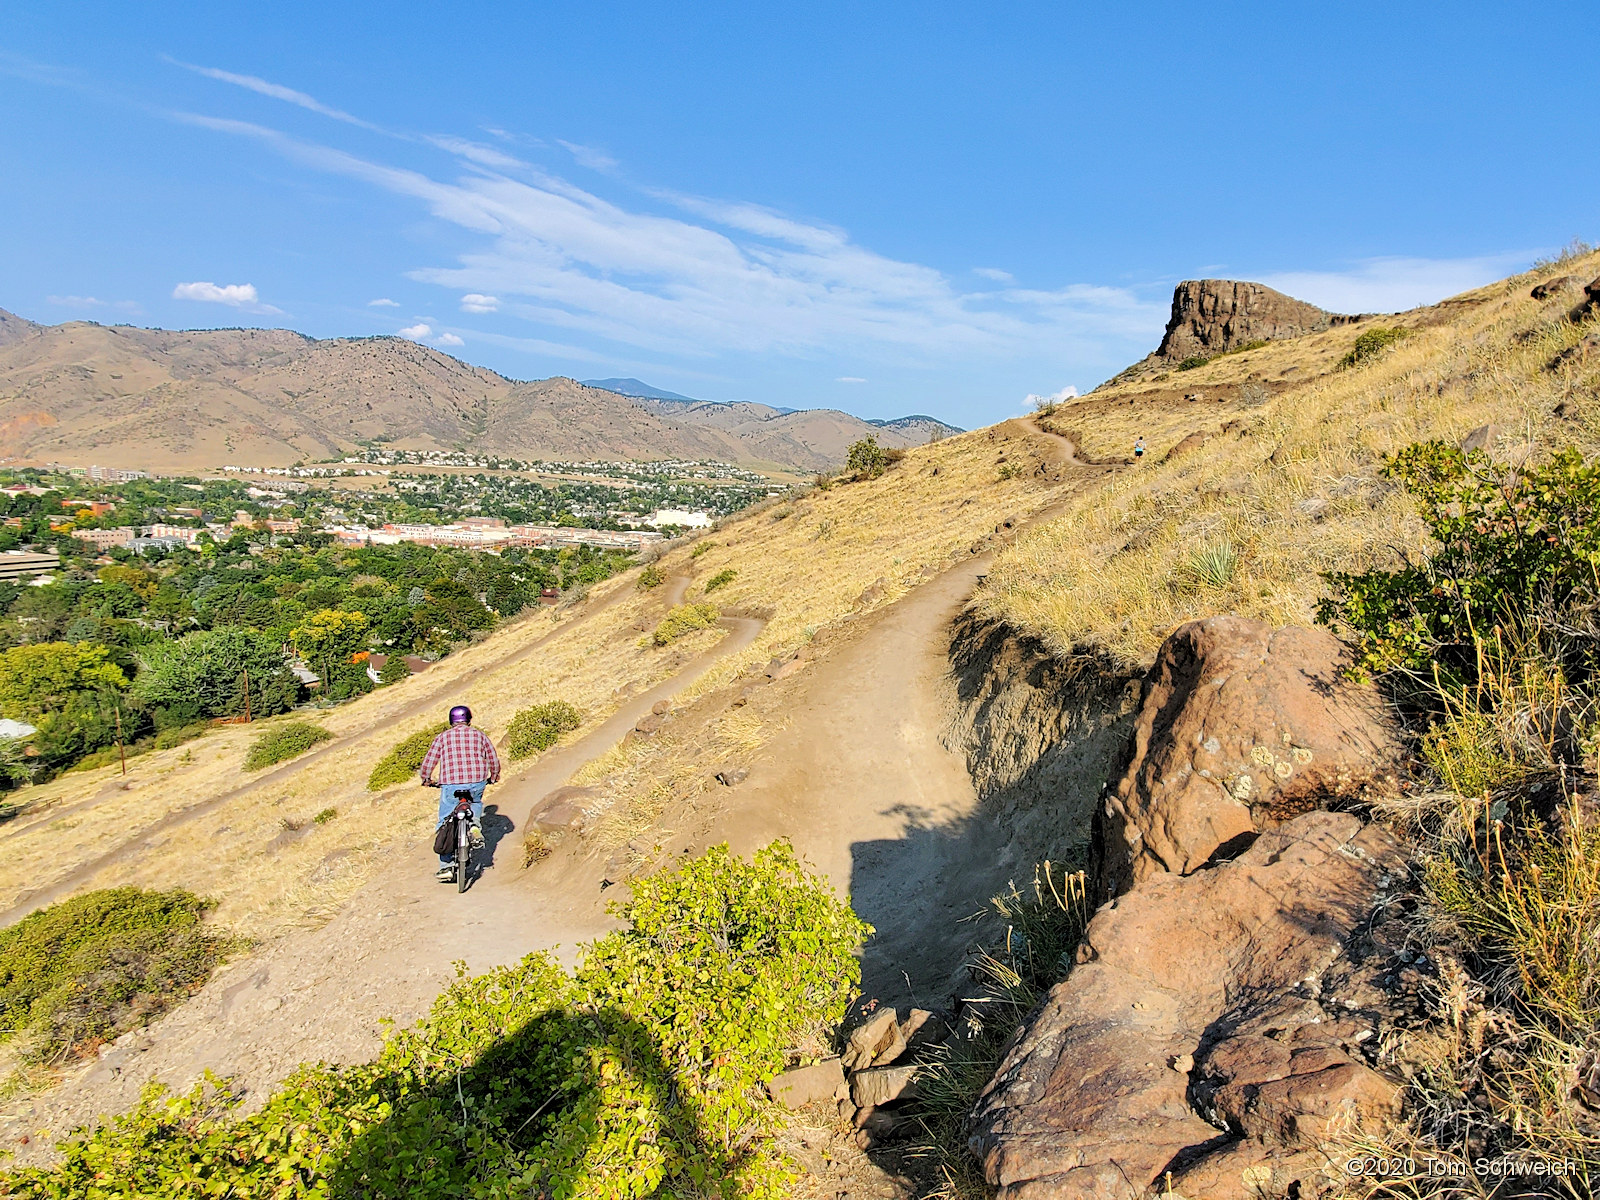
top-left (979, 248), bottom-right (1600, 667)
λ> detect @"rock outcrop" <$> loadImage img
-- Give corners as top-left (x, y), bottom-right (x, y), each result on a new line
top-left (968, 812), bottom-right (1407, 1200)
top-left (1155, 280), bottom-right (1353, 362)
top-left (1095, 616), bottom-right (1402, 898)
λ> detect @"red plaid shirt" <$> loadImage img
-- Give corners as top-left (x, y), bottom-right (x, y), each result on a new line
top-left (419, 724), bottom-right (501, 786)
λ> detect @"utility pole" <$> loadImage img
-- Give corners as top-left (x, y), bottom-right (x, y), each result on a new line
top-left (113, 701), bottom-right (126, 776)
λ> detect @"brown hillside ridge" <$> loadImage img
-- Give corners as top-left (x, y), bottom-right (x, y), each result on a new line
top-left (0, 309), bottom-right (951, 473)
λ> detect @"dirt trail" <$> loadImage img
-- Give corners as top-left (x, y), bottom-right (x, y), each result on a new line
top-left (670, 416), bottom-right (1093, 1007)
top-left (0, 581), bottom-right (644, 928)
top-left (0, 603), bottom-right (760, 1156)
top-left (698, 554), bottom-right (1010, 1007)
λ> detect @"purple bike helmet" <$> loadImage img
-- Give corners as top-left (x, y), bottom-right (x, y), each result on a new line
top-left (449, 705), bottom-right (472, 725)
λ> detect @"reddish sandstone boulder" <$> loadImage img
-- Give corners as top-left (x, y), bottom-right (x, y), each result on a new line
top-left (968, 812), bottom-right (1406, 1200)
top-left (1096, 617), bottom-right (1401, 898)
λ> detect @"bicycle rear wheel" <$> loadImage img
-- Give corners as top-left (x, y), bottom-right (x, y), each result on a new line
top-left (457, 814), bottom-right (471, 893)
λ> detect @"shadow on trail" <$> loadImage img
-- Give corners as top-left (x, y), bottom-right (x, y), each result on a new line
top-left (327, 1004), bottom-right (748, 1198)
top-left (475, 803), bottom-right (515, 873)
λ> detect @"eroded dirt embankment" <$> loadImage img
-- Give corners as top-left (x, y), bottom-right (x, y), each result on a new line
top-left (943, 609), bottom-right (1142, 872)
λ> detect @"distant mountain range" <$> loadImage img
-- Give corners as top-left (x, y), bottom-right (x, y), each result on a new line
top-left (580, 377), bottom-right (705, 404)
top-left (0, 310), bottom-right (962, 474)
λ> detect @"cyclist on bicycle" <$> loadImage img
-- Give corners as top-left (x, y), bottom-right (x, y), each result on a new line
top-left (420, 705), bottom-right (501, 881)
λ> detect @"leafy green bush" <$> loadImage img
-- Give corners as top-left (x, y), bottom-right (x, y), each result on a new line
top-left (846, 435), bottom-right (889, 479)
top-left (1318, 442), bottom-right (1600, 677)
top-left (2, 842), bottom-right (869, 1198)
top-left (367, 722), bottom-right (447, 791)
top-left (504, 701), bottom-right (582, 760)
top-left (703, 568), bottom-right (737, 593)
top-left (0, 888), bottom-right (238, 1064)
top-left (1337, 325), bottom-right (1409, 368)
top-left (690, 540), bottom-right (716, 559)
top-left (1175, 354), bottom-right (1211, 371)
top-left (648, 602), bottom-right (719, 646)
top-left (377, 653), bottom-right (412, 685)
top-left (243, 721), bottom-right (332, 772)
top-left (636, 562), bottom-right (665, 590)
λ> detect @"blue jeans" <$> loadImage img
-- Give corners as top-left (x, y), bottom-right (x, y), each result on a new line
top-left (436, 781), bottom-right (486, 864)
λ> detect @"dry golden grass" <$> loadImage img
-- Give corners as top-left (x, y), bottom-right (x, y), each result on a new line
top-left (979, 251), bottom-right (1600, 668)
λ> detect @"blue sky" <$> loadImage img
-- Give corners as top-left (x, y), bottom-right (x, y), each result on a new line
top-left (2, 3), bottom-right (1594, 429)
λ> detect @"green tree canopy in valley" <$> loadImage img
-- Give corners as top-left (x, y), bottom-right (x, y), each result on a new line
top-left (290, 609), bottom-right (370, 691)
top-left (133, 627), bottom-right (301, 724)
top-left (0, 642), bottom-right (126, 721)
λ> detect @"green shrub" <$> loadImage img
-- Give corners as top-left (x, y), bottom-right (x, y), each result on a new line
top-left (377, 654), bottom-right (412, 686)
top-left (703, 568), bottom-right (737, 593)
top-left (636, 563), bottom-right (665, 590)
top-left (0, 888), bottom-right (238, 1064)
top-left (2, 842), bottom-right (869, 1198)
top-left (243, 721), bottom-right (332, 772)
top-left (648, 602), bottom-right (719, 646)
top-left (1337, 325), bottom-right (1409, 368)
top-left (690, 540), bottom-right (716, 559)
top-left (504, 701), bottom-right (582, 760)
top-left (313, 807), bottom-right (338, 825)
top-left (1175, 354), bottom-right (1211, 370)
top-left (846, 435), bottom-right (889, 479)
top-left (1318, 442), bottom-right (1600, 677)
top-left (367, 722), bottom-right (447, 791)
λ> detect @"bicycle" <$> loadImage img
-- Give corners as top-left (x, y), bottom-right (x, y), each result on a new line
top-left (437, 787), bottom-right (476, 893)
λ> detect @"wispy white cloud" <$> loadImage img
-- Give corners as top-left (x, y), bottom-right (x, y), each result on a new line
top-left (460, 293), bottom-right (499, 313)
top-left (974, 267), bottom-right (1014, 282)
top-left (173, 60), bottom-right (383, 132)
top-left (367, 297), bottom-right (400, 307)
top-left (836, 376), bottom-right (867, 383)
top-left (397, 322), bottom-right (432, 340)
top-left (425, 135), bottom-right (527, 170)
top-left (558, 140), bottom-right (619, 173)
top-left (173, 280), bottom-right (281, 314)
top-left (179, 113), bottom-right (1169, 366)
top-left (1258, 253), bottom-right (1537, 315)
top-left (436, 332), bottom-right (465, 347)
